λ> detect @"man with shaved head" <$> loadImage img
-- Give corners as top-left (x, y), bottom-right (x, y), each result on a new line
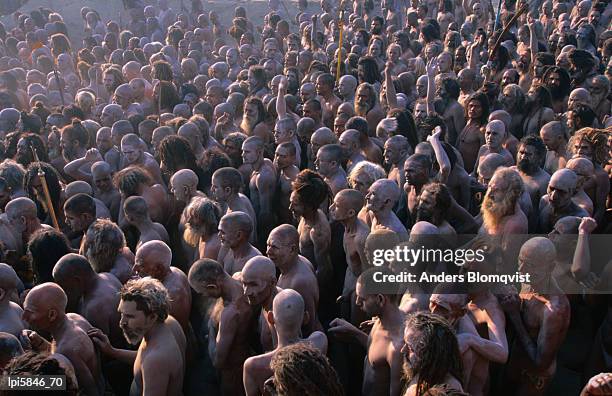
top-left (241, 256), bottom-right (281, 351)
top-left (499, 237), bottom-right (570, 396)
top-left (0, 264), bottom-right (24, 341)
top-left (217, 212), bottom-right (261, 275)
top-left (170, 169), bottom-right (204, 206)
top-left (0, 108), bottom-right (20, 138)
top-left (52, 254), bottom-right (123, 347)
top-left (267, 224), bottom-right (321, 334)
top-left (23, 282), bottom-right (104, 396)
top-left (243, 289), bottom-right (328, 395)
top-left (330, 189), bottom-right (370, 325)
top-left (315, 144), bottom-right (347, 197)
top-left (310, 127), bottom-right (338, 170)
top-left (274, 142), bottom-right (300, 225)
top-left (124, 196), bottom-right (170, 248)
top-left (474, 120), bottom-right (514, 174)
top-left (384, 135), bottom-right (411, 190)
top-left (113, 84), bottom-right (141, 116)
top-left (5, 197), bottom-right (49, 248)
top-left (64, 181), bottom-right (111, 221)
top-left (566, 157), bottom-right (595, 215)
top-left (242, 136), bottom-right (277, 249)
top-left (92, 161), bottom-right (121, 222)
top-left (120, 134), bottom-right (163, 185)
top-left (366, 179), bottom-right (408, 240)
top-left (178, 122), bottom-right (206, 165)
top-left (539, 121), bottom-right (569, 175)
top-left (339, 129), bottom-right (367, 173)
top-left (133, 241), bottom-right (191, 334)
top-left (188, 258), bottom-right (255, 396)
top-left (100, 104), bottom-right (124, 128)
top-left (538, 168), bottom-right (589, 233)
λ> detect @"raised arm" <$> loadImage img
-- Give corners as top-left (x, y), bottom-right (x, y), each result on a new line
top-left (425, 58), bottom-right (437, 115)
top-left (384, 62), bottom-right (398, 110)
top-left (528, 20), bottom-right (538, 75)
top-left (310, 14), bottom-right (318, 51)
top-left (572, 217), bottom-right (596, 281)
top-left (276, 76), bottom-right (288, 119)
top-left (428, 127), bottom-right (451, 183)
top-left (63, 149), bottom-right (102, 182)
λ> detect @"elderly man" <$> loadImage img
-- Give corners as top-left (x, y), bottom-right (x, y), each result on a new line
top-left (315, 144), bottom-right (347, 197)
top-left (6, 197), bottom-right (50, 248)
top-left (366, 179), bottom-right (409, 240)
top-left (540, 121), bottom-right (569, 174)
top-left (23, 283), bottom-right (104, 396)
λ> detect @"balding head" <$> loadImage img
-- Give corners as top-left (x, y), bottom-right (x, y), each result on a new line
top-left (519, 237), bottom-right (556, 277)
top-left (271, 289), bottom-right (305, 332)
top-left (568, 88), bottom-right (591, 107)
top-left (123, 195), bottom-right (149, 222)
top-left (311, 127), bottom-right (337, 156)
top-left (241, 256), bottom-right (277, 306)
top-left (53, 253), bottom-right (95, 282)
top-left (269, 224), bottom-right (299, 247)
top-left (0, 263), bottom-right (19, 299)
top-left (410, 221), bottom-right (440, 238)
top-left (219, 212), bottom-right (253, 248)
top-left (170, 169), bottom-right (199, 203)
top-left (65, 181), bottom-right (93, 198)
top-left (23, 283), bottom-right (68, 331)
top-left (134, 241), bottom-right (172, 279)
top-left (550, 168), bottom-right (578, 191)
top-left (366, 179), bottom-right (400, 212)
top-left (540, 121), bottom-right (566, 150)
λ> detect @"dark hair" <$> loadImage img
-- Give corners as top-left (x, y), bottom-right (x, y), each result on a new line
top-left (61, 119), bottom-right (90, 148)
top-left (530, 85), bottom-right (553, 109)
top-left (3, 352), bottom-right (78, 395)
top-left (568, 102), bottom-right (597, 128)
top-left (357, 56), bottom-right (380, 84)
top-left (420, 20), bottom-right (441, 42)
top-left (159, 135), bottom-right (207, 191)
top-left (64, 192), bottom-right (96, 217)
top-left (542, 66), bottom-right (571, 98)
top-left (27, 229), bottom-right (72, 284)
top-left (113, 166), bottom-right (152, 197)
top-left (152, 60), bottom-right (174, 82)
top-left (441, 77), bottom-right (460, 100)
top-left (24, 162), bottom-right (62, 221)
top-left (519, 135), bottom-right (547, 163)
top-left (465, 92), bottom-right (489, 125)
top-left (291, 169), bottom-right (331, 211)
top-left (345, 116), bottom-right (369, 137)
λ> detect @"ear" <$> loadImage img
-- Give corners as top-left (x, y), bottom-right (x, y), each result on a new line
top-left (0, 288), bottom-right (6, 301)
top-left (48, 308), bottom-right (58, 322)
top-left (266, 310), bottom-right (275, 326)
top-left (376, 294), bottom-right (385, 306)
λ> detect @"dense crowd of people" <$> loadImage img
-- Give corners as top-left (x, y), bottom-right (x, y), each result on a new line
top-left (0, 0), bottom-right (610, 394)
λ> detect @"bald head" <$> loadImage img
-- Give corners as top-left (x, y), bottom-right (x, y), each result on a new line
top-left (136, 240), bottom-right (172, 270)
top-left (5, 197), bottom-right (37, 219)
top-left (124, 195), bottom-right (149, 221)
top-left (91, 160), bottom-right (112, 177)
top-left (478, 153), bottom-right (507, 180)
top-left (24, 282), bottom-right (68, 316)
top-left (219, 211), bottom-right (253, 235)
top-left (550, 168), bottom-right (578, 191)
top-left (519, 237), bottom-right (556, 270)
top-left (410, 221), bottom-right (440, 237)
top-left (52, 253), bottom-right (95, 282)
top-left (65, 181), bottom-right (93, 198)
top-left (272, 289), bottom-right (305, 330)
top-left (0, 263), bottom-right (19, 295)
top-left (334, 189), bottom-right (365, 214)
top-left (170, 169), bottom-right (199, 202)
top-left (242, 256), bottom-right (276, 282)
top-left (369, 179), bottom-right (400, 206)
top-left (269, 224), bottom-right (299, 247)
top-left (566, 157), bottom-right (594, 178)
top-left (569, 88), bottom-right (591, 107)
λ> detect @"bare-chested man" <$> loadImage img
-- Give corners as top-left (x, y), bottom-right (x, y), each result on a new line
top-left (182, 196), bottom-right (223, 263)
top-left (133, 241), bottom-right (192, 334)
top-left (241, 256), bottom-right (281, 352)
top-left (473, 120), bottom-right (514, 175)
top-left (384, 135), bottom-right (411, 189)
top-left (339, 129), bottom-right (367, 173)
top-left (211, 167), bottom-right (258, 245)
top-left (274, 142), bottom-right (300, 225)
top-left (499, 237), bottom-right (570, 396)
top-left (514, 136), bottom-right (551, 211)
top-left (458, 93), bottom-right (488, 173)
top-left (243, 289), bottom-right (328, 396)
top-left (217, 212), bottom-right (262, 275)
top-left (0, 264), bottom-right (24, 341)
top-left (52, 254), bottom-right (123, 347)
top-left (124, 196), bottom-right (170, 249)
top-left (366, 179), bottom-right (409, 240)
top-left (328, 267), bottom-right (405, 396)
top-left (316, 73), bottom-right (342, 129)
top-left (267, 224), bottom-right (321, 335)
top-left (404, 154), bottom-right (433, 219)
top-left (114, 166), bottom-right (169, 227)
top-left (540, 121), bottom-right (569, 175)
top-left (120, 134), bottom-right (164, 186)
top-left (242, 136), bottom-right (277, 249)
top-left (23, 283), bottom-right (104, 396)
top-left (92, 161), bottom-right (121, 222)
top-left (481, 168), bottom-right (529, 272)
top-left (330, 189), bottom-right (370, 325)
top-left (354, 83), bottom-right (385, 136)
top-left (415, 182), bottom-right (457, 242)
top-left (315, 144), bottom-right (348, 197)
top-left (82, 219), bottom-right (133, 284)
top-left (5, 197), bottom-right (51, 250)
top-left (566, 158), bottom-right (595, 216)
top-left (88, 278), bottom-right (185, 396)
top-left (189, 258), bottom-right (255, 396)
top-left (537, 168), bottom-right (589, 233)
top-left (289, 170), bottom-right (333, 299)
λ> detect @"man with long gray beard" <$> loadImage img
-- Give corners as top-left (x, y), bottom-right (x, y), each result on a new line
top-left (88, 277), bottom-right (185, 396)
top-left (480, 167), bottom-right (528, 272)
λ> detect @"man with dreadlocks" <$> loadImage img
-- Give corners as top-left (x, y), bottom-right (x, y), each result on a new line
top-left (289, 169), bottom-right (333, 310)
top-left (402, 311), bottom-right (465, 395)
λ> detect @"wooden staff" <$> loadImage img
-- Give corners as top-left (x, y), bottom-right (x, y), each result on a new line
top-left (336, 11), bottom-right (344, 83)
top-left (52, 67), bottom-right (65, 109)
top-left (30, 145), bottom-right (60, 231)
top-left (488, 3), bottom-right (528, 60)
